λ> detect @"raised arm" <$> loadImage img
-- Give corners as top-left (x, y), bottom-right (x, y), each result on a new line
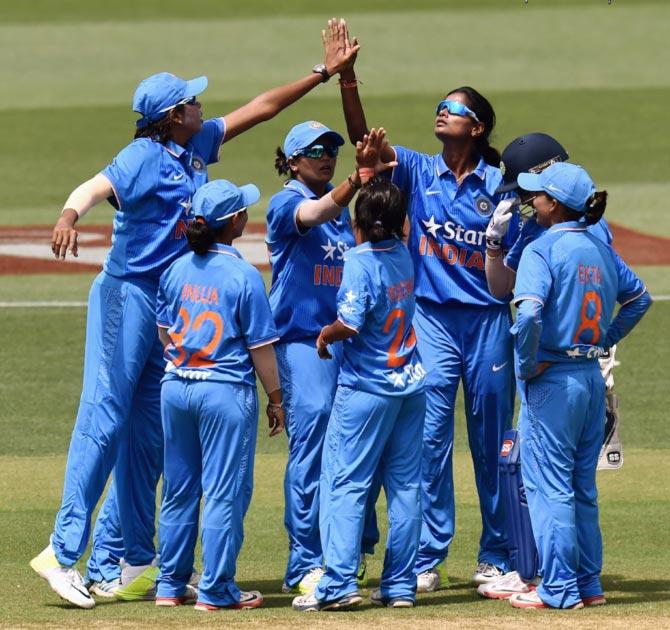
top-left (297, 128), bottom-right (397, 228)
top-left (221, 18), bottom-right (360, 143)
top-left (52, 173), bottom-right (114, 260)
top-left (334, 20), bottom-right (396, 163)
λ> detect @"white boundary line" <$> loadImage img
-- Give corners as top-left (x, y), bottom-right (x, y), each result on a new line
top-left (2, 296), bottom-right (670, 308)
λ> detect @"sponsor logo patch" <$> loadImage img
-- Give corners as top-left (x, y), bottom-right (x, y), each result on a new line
top-left (500, 439), bottom-right (514, 457)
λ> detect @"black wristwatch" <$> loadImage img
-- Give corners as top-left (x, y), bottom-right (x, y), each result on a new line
top-left (312, 63), bottom-right (330, 83)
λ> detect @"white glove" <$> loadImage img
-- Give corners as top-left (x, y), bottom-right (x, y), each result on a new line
top-left (486, 196), bottom-right (519, 249)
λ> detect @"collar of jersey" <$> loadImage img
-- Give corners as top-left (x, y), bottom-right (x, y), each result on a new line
top-left (435, 154), bottom-right (487, 181)
top-left (284, 178), bottom-right (335, 199)
top-left (209, 242), bottom-right (242, 258)
top-left (165, 139), bottom-right (193, 163)
top-left (548, 220), bottom-right (587, 234)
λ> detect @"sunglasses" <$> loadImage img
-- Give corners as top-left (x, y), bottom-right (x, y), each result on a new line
top-left (295, 144), bottom-right (339, 159)
top-left (519, 194), bottom-right (538, 219)
top-left (177, 95), bottom-right (197, 106)
top-left (435, 99), bottom-right (480, 123)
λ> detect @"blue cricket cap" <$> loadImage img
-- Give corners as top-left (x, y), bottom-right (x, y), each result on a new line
top-left (133, 72), bottom-right (208, 128)
top-left (192, 180), bottom-right (261, 227)
top-left (517, 162), bottom-right (596, 212)
top-left (283, 121), bottom-right (345, 158)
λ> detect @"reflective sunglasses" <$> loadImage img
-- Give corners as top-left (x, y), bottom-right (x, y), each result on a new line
top-left (435, 99), bottom-right (480, 123)
top-left (159, 95), bottom-right (198, 114)
top-left (295, 144), bottom-right (339, 159)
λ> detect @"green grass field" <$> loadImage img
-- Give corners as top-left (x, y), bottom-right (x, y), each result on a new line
top-left (1, 0), bottom-right (669, 627)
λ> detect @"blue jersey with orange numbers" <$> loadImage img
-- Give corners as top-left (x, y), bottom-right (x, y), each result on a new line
top-left (391, 146), bottom-right (520, 306)
top-left (266, 179), bottom-right (355, 342)
top-left (513, 221), bottom-right (646, 364)
top-left (156, 243), bottom-right (278, 385)
top-left (505, 216), bottom-right (613, 272)
top-left (336, 239), bottom-right (426, 397)
top-left (101, 118), bottom-right (225, 282)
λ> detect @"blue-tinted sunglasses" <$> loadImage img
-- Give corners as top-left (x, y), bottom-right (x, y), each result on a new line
top-left (295, 144), bottom-right (339, 159)
top-left (435, 99), bottom-right (480, 123)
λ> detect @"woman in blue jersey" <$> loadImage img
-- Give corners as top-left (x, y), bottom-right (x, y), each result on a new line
top-left (155, 179), bottom-right (284, 611)
top-left (292, 158), bottom-right (426, 613)
top-left (31, 29), bottom-right (360, 609)
top-left (334, 21), bottom-right (518, 589)
top-left (267, 122), bottom-right (395, 594)
top-left (507, 163), bottom-right (651, 609)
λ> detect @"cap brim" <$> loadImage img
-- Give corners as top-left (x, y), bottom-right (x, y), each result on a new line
top-left (494, 181), bottom-right (520, 194)
top-left (184, 76), bottom-right (208, 98)
top-left (517, 172), bottom-right (544, 192)
top-left (317, 130), bottom-right (346, 147)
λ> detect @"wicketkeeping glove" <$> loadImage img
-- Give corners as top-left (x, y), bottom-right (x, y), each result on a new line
top-left (486, 197), bottom-right (520, 250)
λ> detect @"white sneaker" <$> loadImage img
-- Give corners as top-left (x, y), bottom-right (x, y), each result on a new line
top-left (282, 567), bottom-right (324, 595)
top-left (30, 544), bottom-right (95, 609)
top-left (292, 591), bottom-right (362, 612)
top-left (89, 577), bottom-right (121, 598)
top-left (370, 588), bottom-right (414, 608)
top-left (471, 562), bottom-right (505, 585)
top-left (477, 571), bottom-right (537, 599)
top-left (416, 562), bottom-right (448, 593)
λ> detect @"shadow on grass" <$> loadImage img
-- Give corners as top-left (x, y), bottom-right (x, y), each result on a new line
top-left (601, 574), bottom-right (670, 604)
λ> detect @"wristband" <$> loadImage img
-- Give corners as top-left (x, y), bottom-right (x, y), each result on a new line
top-left (338, 78), bottom-right (361, 89)
top-left (358, 167), bottom-right (375, 181)
top-left (267, 401), bottom-right (283, 410)
top-left (347, 175), bottom-right (361, 190)
top-left (485, 237), bottom-right (502, 251)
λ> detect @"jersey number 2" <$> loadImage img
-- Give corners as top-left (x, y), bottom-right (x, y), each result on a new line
top-left (383, 308), bottom-right (417, 368)
top-left (573, 291), bottom-right (602, 345)
top-left (171, 307), bottom-right (224, 368)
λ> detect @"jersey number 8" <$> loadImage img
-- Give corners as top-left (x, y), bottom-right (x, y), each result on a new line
top-left (573, 290), bottom-right (602, 345)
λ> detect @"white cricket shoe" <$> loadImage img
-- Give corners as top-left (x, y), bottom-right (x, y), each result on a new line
top-left (416, 561), bottom-right (448, 593)
top-left (477, 570), bottom-right (538, 599)
top-left (30, 544), bottom-right (95, 609)
top-left (89, 577), bottom-right (121, 598)
top-left (281, 567), bottom-right (324, 594)
top-left (370, 588), bottom-right (415, 608)
top-left (471, 562), bottom-right (505, 585)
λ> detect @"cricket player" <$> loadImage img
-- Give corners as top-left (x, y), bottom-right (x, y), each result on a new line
top-left (293, 171), bottom-right (426, 613)
top-left (31, 27), bottom-right (360, 608)
top-left (337, 33), bottom-right (521, 588)
top-left (508, 162), bottom-right (651, 609)
top-left (267, 121), bottom-right (387, 594)
top-left (155, 179), bottom-right (284, 611)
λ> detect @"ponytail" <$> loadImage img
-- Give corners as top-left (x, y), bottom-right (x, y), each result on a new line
top-left (186, 220), bottom-right (216, 256)
top-left (584, 190), bottom-right (608, 226)
top-left (275, 147), bottom-right (294, 179)
top-left (354, 177), bottom-right (406, 243)
top-left (447, 86), bottom-right (500, 167)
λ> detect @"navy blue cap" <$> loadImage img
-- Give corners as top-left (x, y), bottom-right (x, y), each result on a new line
top-left (496, 133), bottom-right (569, 194)
top-left (517, 163), bottom-right (596, 212)
top-left (192, 180), bottom-right (260, 226)
top-left (283, 121), bottom-right (345, 158)
top-left (133, 72), bottom-right (208, 128)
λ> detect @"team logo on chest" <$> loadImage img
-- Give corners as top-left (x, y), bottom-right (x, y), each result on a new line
top-left (191, 156), bottom-right (205, 171)
top-left (475, 195), bottom-right (493, 216)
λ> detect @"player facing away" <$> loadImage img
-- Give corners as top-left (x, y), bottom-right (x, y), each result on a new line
top-left (334, 19), bottom-right (518, 589)
top-left (267, 122), bottom-right (394, 594)
top-left (481, 133), bottom-right (626, 600)
top-left (155, 180), bottom-right (285, 611)
top-left (293, 174), bottom-right (426, 613)
top-left (31, 27), bottom-right (360, 609)
top-left (507, 163), bottom-right (651, 609)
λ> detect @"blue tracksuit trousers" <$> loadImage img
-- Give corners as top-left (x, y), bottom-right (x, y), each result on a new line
top-left (52, 271), bottom-right (163, 568)
top-left (519, 362), bottom-right (605, 608)
top-left (157, 379), bottom-right (257, 606)
top-left (277, 340), bottom-right (379, 588)
top-left (316, 387), bottom-right (425, 603)
top-left (413, 299), bottom-right (514, 574)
